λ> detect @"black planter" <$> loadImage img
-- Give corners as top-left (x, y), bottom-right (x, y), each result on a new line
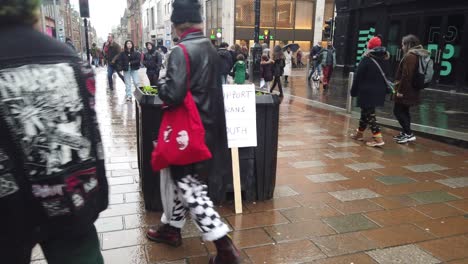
top-left (135, 88), bottom-right (280, 211)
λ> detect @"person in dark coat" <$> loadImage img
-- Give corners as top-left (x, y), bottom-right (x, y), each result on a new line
top-left (217, 42), bottom-right (233, 84)
top-left (270, 46), bottom-right (286, 97)
top-left (393, 34), bottom-right (430, 144)
top-left (104, 34), bottom-right (122, 90)
top-left (260, 54), bottom-right (274, 90)
top-left (145, 0), bottom-right (240, 263)
top-left (116, 40), bottom-right (141, 101)
top-left (143, 42), bottom-right (163, 86)
top-left (0, 2), bottom-right (108, 263)
top-left (350, 37), bottom-right (390, 147)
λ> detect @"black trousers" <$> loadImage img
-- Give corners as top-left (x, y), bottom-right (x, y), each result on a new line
top-left (147, 72), bottom-right (160, 86)
top-left (359, 107), bottom-right (381, 135)
top-left (393, 103), bottom-right (412, 135)
top-left (270, 76), bottom-right (283, 95)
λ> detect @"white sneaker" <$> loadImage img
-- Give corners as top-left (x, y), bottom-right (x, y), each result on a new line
top-left (396, 134), bottom-right (416, 144)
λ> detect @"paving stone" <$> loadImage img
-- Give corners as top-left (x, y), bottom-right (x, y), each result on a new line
top-left (362, 224), bottom-right (435, 248)
top-left (306, 173), bottom-right (349, 183)
top-left (323, 214), bottom-right (379, 233)
top-left (279, 140), bottom-right (305, 147)
top-left (290, 160), bottom-right (326, 168)
top-left (312, 232), bottom-right (377, 257)
top-left (324, 152), bottom-right (359, 159)
top-left (376, 176), bottom-right (417, 185)
top-left (404, 164), bottom-right (449, 173)
top-left (305, 128), bottom-right (329, 134)
top-left (244, 240), bottom-right (326, 263)
top-left (328, 142), bottom-right (360, 148)
top-left (418, 236), bottom-right (468, 262)
top-left (329, 188), bottom-right (381, 202)
top-left (125, 192), bottom-right (141, 203)
top-left (108, 176), bottom-right (134, 185)
top-left (95, 216), bottom-right (124, 233)
top-left (226, 211), bottom-right (289, 230)
top-left (146, 237), bottom-right (207, 263)
top-left (102, 229), bottom-right (146, 250)
top-left (309, 253), bottom-right (377, 264)
top-left (366, 244), bottom-right (440, 264)
top-left (264, 220), bottom-right (335, 242)
top-left (273, 185), bottom-right (299, 198)
top-left (277, 150), bottom-right (300, 158)
top-left (109, 194), bottom-right (124, 205)
top-left (436, 177), bottom-right (468, 188)
top-left (408, 191), bottom-right (459, 204)
top-left (431, 150), bottom-right (455, 157)
top-left (313, 135), bottom-right (338, 140)
top-left (346, 162), bottom-right (385, 171)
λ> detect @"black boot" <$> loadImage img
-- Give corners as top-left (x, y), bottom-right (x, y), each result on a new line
top-left (209, 235), bottom-right (241, 264)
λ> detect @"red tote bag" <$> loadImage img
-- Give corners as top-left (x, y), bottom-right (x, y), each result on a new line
top-left (151, 43), bottom-right (212, 171)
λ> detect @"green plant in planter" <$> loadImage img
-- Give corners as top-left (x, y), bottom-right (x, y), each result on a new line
top-left (142, 85), bottom-right (158, 95)
top-left (256, 91), bottom-right (269, 96)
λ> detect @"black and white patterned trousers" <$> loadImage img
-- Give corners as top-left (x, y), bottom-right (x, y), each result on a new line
top-left (160, 173), bottom-right (229, 241)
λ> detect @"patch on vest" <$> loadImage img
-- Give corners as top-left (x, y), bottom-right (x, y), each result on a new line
top-left (0, 63), bottom-right (94, 180)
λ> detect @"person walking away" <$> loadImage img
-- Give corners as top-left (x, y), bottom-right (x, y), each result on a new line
top-left (90, 43), bottom-right (99, 67)
top-left (145, 0), bottom-right (240, 263)
top-left (260, 54), bottom-right (274, 90)
top-left (350, 37), bottom-right (390, 147)
top-left (0, 2), bottom-right (108, 263)
top-left (296, 49), bottom-right (304, 67)
top-left (283, 47), bottom-right (292, 83)
top-left (320, 43), bottom-right (336, 89)
top-left (217, 42), bottom-right (233, 84)
top-left (65, 37), bottom-right (76, 51)
top-left (270, 47), bottom-right (286, 97)
top-left (143, 42), bottom-right (163, 86)
top-left (104, 34), bottom-right (121, 91)
top-left (116, 40), bottom-right (140, 101)
top-left (308, 42), bottom-right (322, 81)
top-left (393, 35), bottom-right (429, 144)
top-left (233, 54), bottom-right (247, 84)
top-left (261, 43), bottom-right (271, 58)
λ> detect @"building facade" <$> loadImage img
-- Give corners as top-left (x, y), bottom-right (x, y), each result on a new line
top-left (205, 0), bottom-right (335, 52)
top-left (334, 0), bottom-right (468, 93)
top-left (141, 0), bottom-right (175, 49)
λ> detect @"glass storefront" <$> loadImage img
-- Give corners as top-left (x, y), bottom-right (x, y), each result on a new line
top-left (235, 0), bottom-right (321, 53)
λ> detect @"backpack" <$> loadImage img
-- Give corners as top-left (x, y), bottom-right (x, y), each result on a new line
top-left (413, 55), bottom-right (434, 90)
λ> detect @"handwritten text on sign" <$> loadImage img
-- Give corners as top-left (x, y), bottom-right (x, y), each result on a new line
top-left (222, 84), bottom-right (257, 148)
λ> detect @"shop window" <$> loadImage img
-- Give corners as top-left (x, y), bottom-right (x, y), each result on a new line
top-left (276, 0), bottom-right (295, 29)
top-left (236, 0), bottom-right (255, 27)
top-left (295, 0), bottom-right (314, 30)
top-left (324, 0), bottom-right (335, 23)
top-left (260, 0), bottom-right (275, 28)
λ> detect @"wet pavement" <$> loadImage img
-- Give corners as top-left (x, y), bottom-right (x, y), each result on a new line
top-left (286, 68), bottom-right (468, 135)
top-left (31, 67), bottom-right (468, 264)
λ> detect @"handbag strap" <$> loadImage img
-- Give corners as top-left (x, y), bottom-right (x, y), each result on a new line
top-left (177, 43), bottom-right (191, 91)
top-left (369, 57), bottom-right (389, 84)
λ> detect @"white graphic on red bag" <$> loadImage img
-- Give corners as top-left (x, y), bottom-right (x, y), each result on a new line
top-left (176, 130), bottom-right (189, 150)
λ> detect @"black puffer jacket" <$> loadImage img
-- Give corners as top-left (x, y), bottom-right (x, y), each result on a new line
top-left (158, 30), bottom-right (231, 200)
top-left (0, 25), bottom-right (108, 246)
top-left (351, 47), bottom-right (390, 108)
top-left (143, 43), bottom-right (162, 74)
top-left (217, 48), bottom-right (233, 75)
top-left (117, 50), bottom-right (141, 71)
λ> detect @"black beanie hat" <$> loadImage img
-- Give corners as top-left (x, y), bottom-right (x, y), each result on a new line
top-left (171, 0), bottom-right (203, 25)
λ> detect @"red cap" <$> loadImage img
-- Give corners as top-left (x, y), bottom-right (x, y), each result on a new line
top-left (367, 37), bottom-right (382, 50)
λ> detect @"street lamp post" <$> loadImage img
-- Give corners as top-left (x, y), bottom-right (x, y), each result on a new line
top-left (250, 0), bottom-right (262, 82)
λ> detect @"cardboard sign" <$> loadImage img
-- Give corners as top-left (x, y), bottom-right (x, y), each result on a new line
top-left (222, 84), bottom-right (257, 148)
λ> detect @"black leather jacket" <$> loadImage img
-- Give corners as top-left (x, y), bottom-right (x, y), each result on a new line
top-left (158, 30), bottom-right (231, 196)
top-left (0, 25), bottom-right (108, 246)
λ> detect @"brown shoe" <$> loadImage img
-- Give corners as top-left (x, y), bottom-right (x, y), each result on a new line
top-left (350, 129), bottom-right (364, 141)
top-left (209, 235), bottom-right (241, 264)
top-left (146, 224), bottom-right (182, 247)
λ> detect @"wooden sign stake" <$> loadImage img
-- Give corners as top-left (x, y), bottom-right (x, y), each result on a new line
top-left (231, 147), bottom-right (243, 214)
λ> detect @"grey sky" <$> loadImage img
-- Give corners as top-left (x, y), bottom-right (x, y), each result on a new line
top-left (69, 0), bottom-right (127, 39)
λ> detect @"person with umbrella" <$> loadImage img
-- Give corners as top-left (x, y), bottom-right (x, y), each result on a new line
top-left (283, 46), bottom-right (292, 83)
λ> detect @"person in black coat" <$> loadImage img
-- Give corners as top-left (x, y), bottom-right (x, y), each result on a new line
top-left (350, 37), bottom-right (390, 147)
top-left (143, 42), bottom-right (162, 86)
top-left (217, 42), bottom-right (233, 84)
top-left (145, 0), bottom-right (240, 262)
top-left (0, 2), bottom-right (108, 263)
top-left (269, 46), bottom-right (286, 96)
top-left (116, 40), bottom-right (141, 101)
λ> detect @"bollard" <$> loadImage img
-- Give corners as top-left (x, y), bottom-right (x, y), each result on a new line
top-left (306, 58), bottom-right (310, 83)
top-left (346, 72), bottom-right (354, 113)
